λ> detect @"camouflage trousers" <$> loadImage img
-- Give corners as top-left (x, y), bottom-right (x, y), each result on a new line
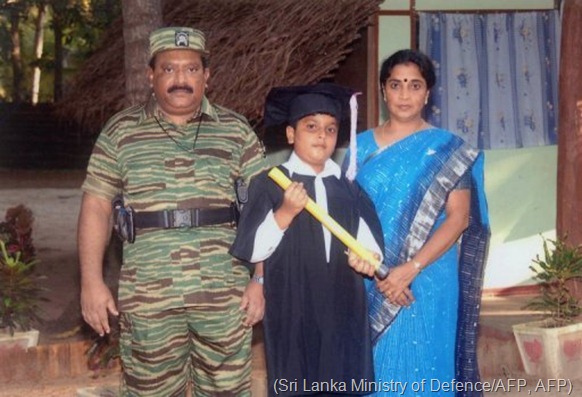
top-left (119, 305), bottom-right (252, 396)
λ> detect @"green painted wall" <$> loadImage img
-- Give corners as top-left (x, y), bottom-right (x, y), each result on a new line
top-left (483, 146), bottom-right (556, 288)
top-left (485, 146), bottom-right (556, 246)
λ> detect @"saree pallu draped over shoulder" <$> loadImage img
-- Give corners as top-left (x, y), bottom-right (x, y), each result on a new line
top-left (353, 128), bottom-right (490, 397)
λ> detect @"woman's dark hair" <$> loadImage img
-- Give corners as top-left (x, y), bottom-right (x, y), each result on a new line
top-left (379, 49), bottom-right (436, 93)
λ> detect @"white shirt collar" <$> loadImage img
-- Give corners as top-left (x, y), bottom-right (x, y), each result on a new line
top-left (282, 152), bottom-right (341, 179)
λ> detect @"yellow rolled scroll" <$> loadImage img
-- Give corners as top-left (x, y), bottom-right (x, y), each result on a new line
top-left (268, 167), bottom-right (389, 279)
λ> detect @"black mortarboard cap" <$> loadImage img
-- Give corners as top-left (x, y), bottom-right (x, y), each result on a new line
top-left (264, 82), bottom-right (356, 130)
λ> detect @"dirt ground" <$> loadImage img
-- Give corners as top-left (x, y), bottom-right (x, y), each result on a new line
top-left (0, 169), bottom-right (121, 396)
top-left (0, 374), bottom-right (120, 397)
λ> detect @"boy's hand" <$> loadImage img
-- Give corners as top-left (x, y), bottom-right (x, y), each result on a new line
top-left (282, 182), bottom-right (308, 215)
top-left (274, 182), bottom-right (308, 229)
top-left (347, 249), bottom-right (378, 277)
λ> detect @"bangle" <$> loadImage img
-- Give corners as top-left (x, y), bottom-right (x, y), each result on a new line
top-left (412, 260), bottom-right (423, 272)
top-left (251, 275), bottom-right (264, 285)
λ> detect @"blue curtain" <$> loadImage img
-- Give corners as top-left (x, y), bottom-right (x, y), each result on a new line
top-left (418, 11), bottom-right (560, 149)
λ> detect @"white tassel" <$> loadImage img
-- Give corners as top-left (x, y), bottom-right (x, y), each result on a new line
top-left (346, 93), bottom-right (360, 181)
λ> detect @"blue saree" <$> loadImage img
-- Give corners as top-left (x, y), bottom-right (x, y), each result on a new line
top-left (350, 128), bottom-right (490, 397)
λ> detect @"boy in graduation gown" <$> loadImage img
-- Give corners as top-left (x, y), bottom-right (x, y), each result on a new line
top-left (230, 83), bottom-right (383, 396)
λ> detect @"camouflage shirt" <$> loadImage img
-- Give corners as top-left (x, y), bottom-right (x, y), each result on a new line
top-left (82, 95), bottom-right (268, 313)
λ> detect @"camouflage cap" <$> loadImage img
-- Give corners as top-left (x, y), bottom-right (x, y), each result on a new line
top-left (149, 27), bottom-right (209, 60)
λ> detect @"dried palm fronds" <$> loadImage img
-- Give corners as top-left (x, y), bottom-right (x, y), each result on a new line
top-left (57, 0), bottom-right (381, 134)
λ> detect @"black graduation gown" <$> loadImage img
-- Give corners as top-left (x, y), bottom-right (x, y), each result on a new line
top-left (230, 167), bottom-right (383, 396)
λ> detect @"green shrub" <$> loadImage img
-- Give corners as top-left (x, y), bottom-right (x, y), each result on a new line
top-left (0, 205), bottom-right (45, 336)
top-left (526, 236), bottom-right (582, 327)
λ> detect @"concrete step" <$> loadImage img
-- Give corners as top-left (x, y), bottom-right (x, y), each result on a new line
top-left (478, 293), bottom-right (541, 378)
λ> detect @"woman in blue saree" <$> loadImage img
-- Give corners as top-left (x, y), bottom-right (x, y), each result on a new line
top-left (346, 50), bottom-right (490, 397)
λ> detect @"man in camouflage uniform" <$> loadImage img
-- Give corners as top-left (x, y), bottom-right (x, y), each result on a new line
top-left (78, 27), bottom-right (268, 396)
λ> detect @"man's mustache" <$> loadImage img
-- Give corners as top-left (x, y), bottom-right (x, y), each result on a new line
top-left (168, 85), bottom-right (194, 93)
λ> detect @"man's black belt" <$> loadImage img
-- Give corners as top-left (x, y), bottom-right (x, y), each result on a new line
top-left (134, 206), bottom-right (237, 229)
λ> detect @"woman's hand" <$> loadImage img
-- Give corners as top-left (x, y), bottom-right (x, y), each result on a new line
top-left (375, 186), bottom-right (470, 308)
top-left (375, 261), bottom-right (419, 307)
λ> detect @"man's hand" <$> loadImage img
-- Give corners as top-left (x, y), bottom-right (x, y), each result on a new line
top-left (240, 279), bottom-right (265, 327)
top-left (78, 192), bottom-right (116, 336)
top-left (80, 280), bottom-right (118, 336)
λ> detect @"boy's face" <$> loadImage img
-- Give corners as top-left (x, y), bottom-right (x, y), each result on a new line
top-left (286, 113), bottom-right (338, 174)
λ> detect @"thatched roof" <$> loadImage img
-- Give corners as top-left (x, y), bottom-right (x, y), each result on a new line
top-left (57, 0), bottom-right (381, 135)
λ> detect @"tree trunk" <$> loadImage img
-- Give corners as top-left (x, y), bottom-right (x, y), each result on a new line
top-left (557, 0), bottom-right (582, 245)
top-left (121, 0), bottom-right (163, 106)
top-left (31, 3), bottom-right (47, 105)
top-left (53, 13), bottom-right (64, 102)
top-left (9, 5), bottom-right (23, 103)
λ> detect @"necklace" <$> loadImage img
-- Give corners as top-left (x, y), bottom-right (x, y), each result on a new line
top-left (383, 119), bottom-right (427, 135)
top-left (154, 115), bottom-right (203, 154)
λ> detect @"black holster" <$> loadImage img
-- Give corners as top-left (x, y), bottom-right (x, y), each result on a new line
top-left (112, 195), bottom-right (135, 243)
top-left (234, 177), bottom-right (248, 222)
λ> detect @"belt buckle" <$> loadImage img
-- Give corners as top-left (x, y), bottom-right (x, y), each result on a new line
top-left (173, 209), bottom-right (192, 228)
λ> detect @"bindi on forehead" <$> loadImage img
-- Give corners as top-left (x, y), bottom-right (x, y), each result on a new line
top-left (388, 77), bottom-right (423, 84)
